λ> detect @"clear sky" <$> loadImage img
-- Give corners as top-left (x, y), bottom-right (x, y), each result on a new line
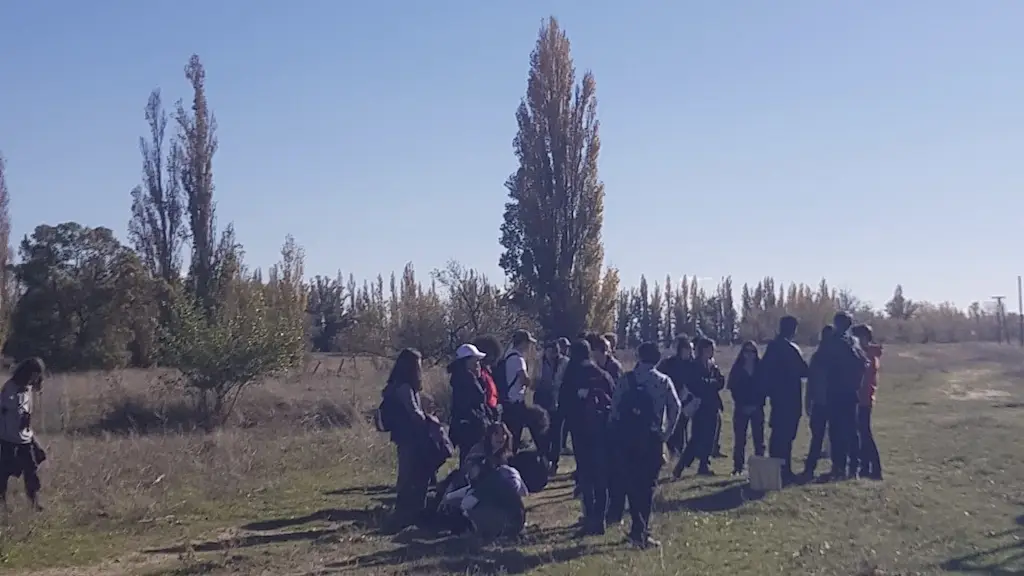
top-left (2, 1), bottom-right (1022, 310)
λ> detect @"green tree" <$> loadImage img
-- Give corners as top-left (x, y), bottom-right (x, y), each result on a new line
top-left (499, 17), bottom-right (615, 338)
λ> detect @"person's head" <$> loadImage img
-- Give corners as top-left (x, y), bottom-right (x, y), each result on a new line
top-left (779, 315), bottom-right (799, 339)
top-left (603, 333), bottom-right (618, 352)
top-left (819, 324), bottom-right (835, 346)
top-left (485, 421), bottom-right (513, 461)
top-left (585, 333), bottom-right (609, 363)
top-left (833, 311), bottom-right (853, 333)
top-left (543, 341), bottom-right (560, 361)
top-left (472, 335), bottom-right (502, 369)
top-left (556, 337), bottom-right (570, 356)
top-left (454, 343), bottom-right (487, 376)
top-left (511, 329), bottom-right (537, 355)
top-left (388, 348), bottom-right (423, 391)
top-left (569, 339), bottom-right (592, 363)
top-left (674, 335), bottom-right (693, 359)
top-left (734, 340), bottom-right (759, 371)
top-left (637, 341), bottom-right (661, 365)
top-left (852, 324), bottom-right (874, 344)
top-left (695, 337), bottom-right (715, 362)
top-left (11, 357), bottom-right (45, 390)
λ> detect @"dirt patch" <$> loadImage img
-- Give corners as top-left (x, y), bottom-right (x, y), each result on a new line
top-left (943, 368), bottom-right (1013, 401)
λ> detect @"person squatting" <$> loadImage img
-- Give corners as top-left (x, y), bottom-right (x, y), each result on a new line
top-left (374, 312), bottom-right (882, 548)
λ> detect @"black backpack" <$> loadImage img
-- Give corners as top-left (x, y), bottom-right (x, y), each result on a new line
top-left (494, 351), bottom-right (522, 403)
top-left (617, 372), bottom-right (659, 445)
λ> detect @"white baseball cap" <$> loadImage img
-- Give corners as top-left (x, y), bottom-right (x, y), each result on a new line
top-left (455, 343), bottom-right (487, 360)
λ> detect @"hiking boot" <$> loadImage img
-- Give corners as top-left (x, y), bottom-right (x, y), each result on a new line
top-left (629, 535), bottom-right (662, 549)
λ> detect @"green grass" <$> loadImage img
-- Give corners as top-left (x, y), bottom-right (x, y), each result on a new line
top-left (6, 343), bottom-right (1024, 575)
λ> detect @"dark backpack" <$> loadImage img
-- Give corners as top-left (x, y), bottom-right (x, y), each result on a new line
top-left (494, 351), bottom-right (522, 403)
top-left (616, 372), bottom-right (659, 445)
top-left (374, 392), bottom-right (398, 433)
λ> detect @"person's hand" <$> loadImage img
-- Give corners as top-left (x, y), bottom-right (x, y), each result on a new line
top-left (577, 388), bottom-right (589, 399)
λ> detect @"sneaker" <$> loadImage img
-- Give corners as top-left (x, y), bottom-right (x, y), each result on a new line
top-left (730, 469), bottom-right (745, 477)
top-left (630, 535), bottom-right (662, 549)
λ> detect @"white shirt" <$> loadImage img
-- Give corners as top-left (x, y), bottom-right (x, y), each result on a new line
top-left (0, 379), bottom-right (33, 444)
top-left (504, 349), bottom-right (529, 404)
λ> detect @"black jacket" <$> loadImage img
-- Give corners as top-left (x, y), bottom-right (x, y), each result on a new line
top-left (820, 330), bottom-right (868, 406)
top-left (448, 361), bottom-right (489, 447)
top-left (690, 360), bottom-right (726, 412)
top-left (728, 364), bottom-right (765, 408)
top-left (558, 359), bottom-right (615, 429)
top-left (657, 355), bottom-right (698, 400)
top-left (761, 336), bottom-right (809, 422)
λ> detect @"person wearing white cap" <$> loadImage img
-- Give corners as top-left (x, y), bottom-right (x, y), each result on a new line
top-left (447, 343), bottom-right (492, 461)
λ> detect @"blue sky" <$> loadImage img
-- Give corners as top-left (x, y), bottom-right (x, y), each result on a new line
top-left (2, 1), bottom-right (1022, 310)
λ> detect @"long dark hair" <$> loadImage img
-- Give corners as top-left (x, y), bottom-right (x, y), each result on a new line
top-left (387, 348), bottom-right (423, 392)
top-left (731, 340), bottom-right (759, 375)
top-left (472, 335), bottom-right (502, 369)
top-left (12, 357), bottom-right (45, 389)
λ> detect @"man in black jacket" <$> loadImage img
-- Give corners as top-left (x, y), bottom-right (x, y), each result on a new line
top-left (762, 316), bottom-right (809, 484)
top-left (819, 312), bottom-right (869, 480)
top-left (657, 335), bottom-right (695, 457)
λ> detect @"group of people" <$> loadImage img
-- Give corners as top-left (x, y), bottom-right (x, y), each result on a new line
top-left (377, 311), bottom-right (884, 549)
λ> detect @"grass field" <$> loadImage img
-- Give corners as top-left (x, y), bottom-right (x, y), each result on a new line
top-left (2, 343), bottom-right (1023, 575)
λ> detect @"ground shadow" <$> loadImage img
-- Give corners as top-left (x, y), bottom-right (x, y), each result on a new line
top-left (324, 484), bottom-right (392, 497)
top-left (940, 522), bottom-right (1024, 575)
top-left (658, 483), bottom-right (764, 514)
top-left (145, 527), bottom-right (340, 554)
top-left (328, 534), bottom-right (612, 575)
top-left (240, 507), bottom-right (386, 532)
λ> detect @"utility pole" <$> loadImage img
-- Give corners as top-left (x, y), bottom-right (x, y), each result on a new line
top-left (993, 295), bottom-right (1006, 344)
top-left (1018, 276), bottom-right (1023, 347)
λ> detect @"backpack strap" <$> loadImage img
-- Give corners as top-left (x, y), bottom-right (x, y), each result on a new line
top-left (504, 351), bottom-right (522, 389)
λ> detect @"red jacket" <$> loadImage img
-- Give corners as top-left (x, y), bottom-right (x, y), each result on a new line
top-left (480, 367), bottom-right (500, 410)
top-left (858, 344), bottom-right (883, 407)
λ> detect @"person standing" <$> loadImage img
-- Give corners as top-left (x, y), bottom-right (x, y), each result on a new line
top-left (499, 330), bottom-right (537, 454)
top-left (851, 324), bottom-right (883, 480)
top-left (0, 357), bottom-right (46, 511)
top-left (762, 316), bottom-right (809, 484)
top-left (561, 340), bottom-right (616, 536)
top-left (820, 312), bottom-right (869, 481)
top-left (586, 333), bottom-right (625, 525)
top-left (381, 349), bottom-right (430, 533)
top-left (674, 338), bottom-right (725, 478)
top-left (727, 341), bottom-right (766, 475)
top-left (801, 325), bottom-right (834, 479)
top-left (537, 341), bottom-right (569, 472)
top-left (472, 335), bottom-right (504, 424)
top-left (657, 335), bottom-right (695, 457)
top-left (448, 344), bottom-right (492, 462)
top-left (610, 342), bottom-right (681, 549)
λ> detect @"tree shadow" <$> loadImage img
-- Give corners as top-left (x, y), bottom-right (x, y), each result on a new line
top-left (657, 483), bottom-right (763, 514)
top-left (145, 527), bottom-right (340, 554)
top-left (323, 484), bottom-right (392, 497)
top-left (940, 521), bottom-right (1024, 575)
top-left (327, 533), bottom-right (612, 574)
top-left (239, 506), bottom-right (386, 532)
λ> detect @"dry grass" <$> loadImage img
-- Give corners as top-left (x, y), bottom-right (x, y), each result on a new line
top-left (3, 343), bottom-right (1024, 575)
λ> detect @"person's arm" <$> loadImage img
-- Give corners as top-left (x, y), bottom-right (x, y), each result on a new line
top-left (513, 356), bottom-right (531, 390)
top-left (394, 384), bottom-right (426, 423)
top-left (609, 373), bottom-right (629, 421)
top-left (662, 376), bottom-right (682, 442)
top-left (711, 365), bottom-right (726, 390)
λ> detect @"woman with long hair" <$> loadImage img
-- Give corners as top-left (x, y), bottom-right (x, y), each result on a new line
top-left (381, 348), bottom-right (429, 533)
top-left (471, 335), bottom-right (503, 422)
top-left (727, 341), bottom-right (765, 475)
top-left (0, 357), bottom-right (46, 511)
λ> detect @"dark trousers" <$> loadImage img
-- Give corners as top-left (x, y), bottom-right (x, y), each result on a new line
top-left (622, 436), bottom-right (664, 540)
top-left (0, 440), bottom-right (42, 502)
top-left (573, 422), bottom-right (608, 528)
top-left (547, 408), bottom-right (565, 467)
top-left (803, 405), bottom-right (829, 475)
top-left (856, 406), bottom-right (881, 475)
top-left (768, 413), bottom-right (800, 476)
top-left (503, 402), bottom-right (528, 453)
top-left (676, 407), bottom-right (716, 473)
top-left (828, 400), bottom-right (858, 476)
top-left (732, 406), bottom-right (765, 472)
top-left (666, 416), bottom-right (688, 455)
top-left (713, 412), bottom-right (724, 456)
top-left (606, 441), bottom-right (626, 522)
